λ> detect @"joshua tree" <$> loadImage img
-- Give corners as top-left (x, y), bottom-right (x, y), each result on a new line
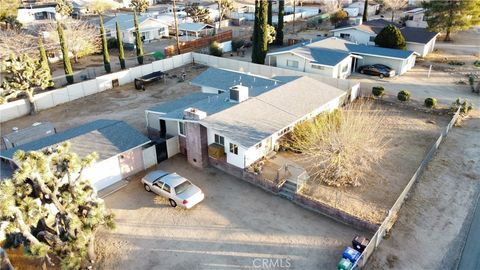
top-left (0, 142), bottom-right (115, 269)
top-left (56, 0), bottom-right (73, 17)
top-left (0, 53), bottom-right (53, 114)
top-left (130, 0), bottom-right (149, 13)
top-left (38, 37), bottom-right (52, 82)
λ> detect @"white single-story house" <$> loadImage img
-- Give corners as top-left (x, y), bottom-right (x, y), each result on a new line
top-left (17, 3), bottom-right (63, 24)
top-left (403, 8), bottom-right (428, 28)
top-left (330, 19), bottom-right (438, 57)
top-left (145, 68), bottom-right (347, 170)
top-left (348, 1), bottom-right (380, 16)
top-left (0, 120), bottom-right (156, 191)
top-left (177, 23), bottom-right (214, 40)
top-left (155, 13), bottom-right (193, 27)
top-left (104, 13), bottom-right (169, 44)
top-left (267, 37), bottom-right (417, 76)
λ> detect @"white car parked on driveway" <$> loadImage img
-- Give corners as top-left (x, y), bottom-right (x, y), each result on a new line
top-left (142, 170), bottom-right (205, 209)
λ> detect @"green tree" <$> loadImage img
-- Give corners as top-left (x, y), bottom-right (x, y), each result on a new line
top-left (129, 0), bottom-right (149, 13)
top-left (38, 37), bottom-right (52, 83)
top-left (0, 0), bottom-right (20, 28)
top-left (275, 0), bottom-right (284, 46)
top-left (423, 0), bottom-right (480, 41)
top-left (134, 11), bottom-right (144, 64)
top-left (363, 0), bottom-right (368, 22)
top-left (0, 142), bottom-right (115, 269)
top-left (267, 0), bottom-right (272, 26)
top-left (209, 41), bottom-right (223, 56)
top-left (56, 0), bottom-right (73, 17)
top-left (88, 0), bottom-right (114, 14)
top-left (99, 15), bottom-right (111, 73)
top-left (57, 21), bottom-right (74, 84)
top-left (252, 0), bottom-right (268, 64)
top-left (374, 24), bottom-right (406, 49)
top-left (1, 54), bottom-right (53, 114)
top-left (330, 10), bottom-right (349, 27)
top-left (116, 22), bottom-right (126, 69)
top-left (185, 3), bottom-right (210, 23)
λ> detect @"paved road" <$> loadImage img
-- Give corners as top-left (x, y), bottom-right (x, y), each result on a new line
top-left (457, 194), bottom-right (480, 270)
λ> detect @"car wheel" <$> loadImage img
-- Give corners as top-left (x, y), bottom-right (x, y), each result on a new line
top-left (360, 70), bottom-right (364, 74)
top-left (169, 199), bottom-right (177, 207)
top-left (379, 74), bottom-right (384, 78)
top-left (144, 184), bottom-right (151, 192)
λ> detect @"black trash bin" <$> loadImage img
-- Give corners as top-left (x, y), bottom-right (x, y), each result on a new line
top-left (352, 235), bottom-right (370, 253)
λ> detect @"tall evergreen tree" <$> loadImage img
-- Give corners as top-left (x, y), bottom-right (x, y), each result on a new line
top-left (57, 21), bottom-right (74, 84)
top-left (116, 22), bottom-right (126, 69)
top-left (99, 14), bottom-right (111, 73)
top-left (267, 0), bottom-right (272, 26)
top-left (38, 37), bottom-right (52, 83)
top-left (275, 0), bottom-right (284, 46)
top-left (133, 11), bottom-right (144, 64)
top-left (362, 0), bottom-right (368, 22)
top-left (423, 0), bottom-right (480, 41)
top-left (251, 0), bottom-right (268, 64)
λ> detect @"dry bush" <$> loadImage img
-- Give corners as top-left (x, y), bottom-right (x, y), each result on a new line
top-left (0, 29), bottom-right (38, 59)
top-left (290, 101), bottom-right (390, 187)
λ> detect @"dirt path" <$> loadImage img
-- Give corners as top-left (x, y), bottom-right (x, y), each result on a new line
top-left (366, 111), bottom-right (480, 269)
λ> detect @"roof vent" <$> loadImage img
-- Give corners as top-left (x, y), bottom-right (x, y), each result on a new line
top-left (183, 107), bottom-right (207, 120)
top-left (229, 85), bottom-right (249, 103)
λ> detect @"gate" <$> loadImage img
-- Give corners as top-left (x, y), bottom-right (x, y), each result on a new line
top-left (155, 139), bottom-right (168, 163)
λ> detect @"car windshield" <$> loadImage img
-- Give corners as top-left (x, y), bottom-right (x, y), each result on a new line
top-left (175, 180), bottom-right (193, 195)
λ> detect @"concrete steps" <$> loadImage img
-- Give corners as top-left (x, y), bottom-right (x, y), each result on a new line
top-left (278, 180), bottom-right (297, 200)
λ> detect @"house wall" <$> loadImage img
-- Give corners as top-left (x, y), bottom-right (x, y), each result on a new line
top-left (119, 147), bottom-right (144, 178)
top-left (332, 29), bottom-right (372, 45)
top-left (206, 94), bottom-right (344, 169)
top-left (84, 156), bottom-right (123, 191)
top-left (142, 145), bottom-right (158, 169)
top-left (17, 7), bottom-right (58, 24)
top-left (269, 53), bottom-right (351, 79)
top-left (407, 38), bottom-right (435, 57)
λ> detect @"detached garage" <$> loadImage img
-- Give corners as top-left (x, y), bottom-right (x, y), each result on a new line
top-left (0, 120), bottom-right (156, 191)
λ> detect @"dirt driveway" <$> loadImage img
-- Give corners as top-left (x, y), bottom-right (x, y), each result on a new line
top-left (96, 156), bottom-right (365, 270)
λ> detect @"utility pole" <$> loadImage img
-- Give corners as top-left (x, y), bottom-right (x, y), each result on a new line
top-left (292, 0), bottom-right (295, 34)
top-left (172, 0), bottom-right (181, 55)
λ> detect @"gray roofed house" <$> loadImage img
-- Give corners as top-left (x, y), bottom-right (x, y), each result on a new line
top-left (2, 122), bottom-right (56, 150)
top-left (103, 14), bottom-right (169, 44)
top-left (0, 120), bottom-right (154, 191)
top-left (200, 76), bottom-right (346, 148)
top-left (0, 119), bottom-right (150, 161)
top-left (145, 69), bottom-right (347, 170)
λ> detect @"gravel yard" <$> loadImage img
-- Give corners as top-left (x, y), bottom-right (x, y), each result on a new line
top-left (96, 156), bottom-right (366, 270)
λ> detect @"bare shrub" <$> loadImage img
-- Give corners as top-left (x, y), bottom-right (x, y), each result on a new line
top-left (290, 101), bottom-right (390, 187)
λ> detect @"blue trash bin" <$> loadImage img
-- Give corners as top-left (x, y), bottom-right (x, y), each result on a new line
top-left (343, 246), bottom-right (361, 264)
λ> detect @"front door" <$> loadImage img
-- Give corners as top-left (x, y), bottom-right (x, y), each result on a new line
top-left (155, 140), bottom-right (168, 163)
top-left (159, 120), bottom-right (166, 138)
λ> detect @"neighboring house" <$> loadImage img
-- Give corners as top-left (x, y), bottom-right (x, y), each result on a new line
top-left (403, 8), bottom-right (428, 28)
top-left (348, 1), bottom-right (380, 16)
top-left (266, 38), bottom-right (356, 79)
top-left (17, 3), bottom-right (60, 24)
top-left (0, 120), bottom-right (155, 191)
top-left (104, 13), bottom-right (169, 44)
top-left (155, 13), bottom-right (193, 27)
top-left (267, 37), bottom-right (417, 76)
top-left (145, 68), bottom-right (346, 170)
top-left (177, 23), bottom-right (214, 40)
top-left (330, 19), bottom-right (438, 57)
top-left (72, 0), bottom-right (121, 16)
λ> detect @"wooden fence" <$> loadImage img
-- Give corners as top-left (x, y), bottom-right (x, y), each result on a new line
top-left (164, 30), bottom-right (233, 57)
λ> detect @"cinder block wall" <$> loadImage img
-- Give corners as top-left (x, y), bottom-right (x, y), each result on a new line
top-left (185, 122), bottom-right (209, 168)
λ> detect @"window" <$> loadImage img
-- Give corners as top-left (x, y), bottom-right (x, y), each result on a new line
top-left (162, 183), bottom-right (171, 193)
top-left (229, 143), bottom-right (238, 155)
top-left (256, 142), bottom-right (262, 149)
top-left (158, 28), bottom-right (165, 36)
top-left (153, 181), bottom-right (164, 189)
top-left (214, 134), bottom-right (225, 146)
top-left (178, 122), bottom-right (185, 136)
top-left (312, 65), bottom-right (325, 70)
top-left (340, 33), bottom-right (350, 39)
top-left (286, 60), bottom-right (299, 68)
top-left (369, 36), bottom-right (376, 42)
